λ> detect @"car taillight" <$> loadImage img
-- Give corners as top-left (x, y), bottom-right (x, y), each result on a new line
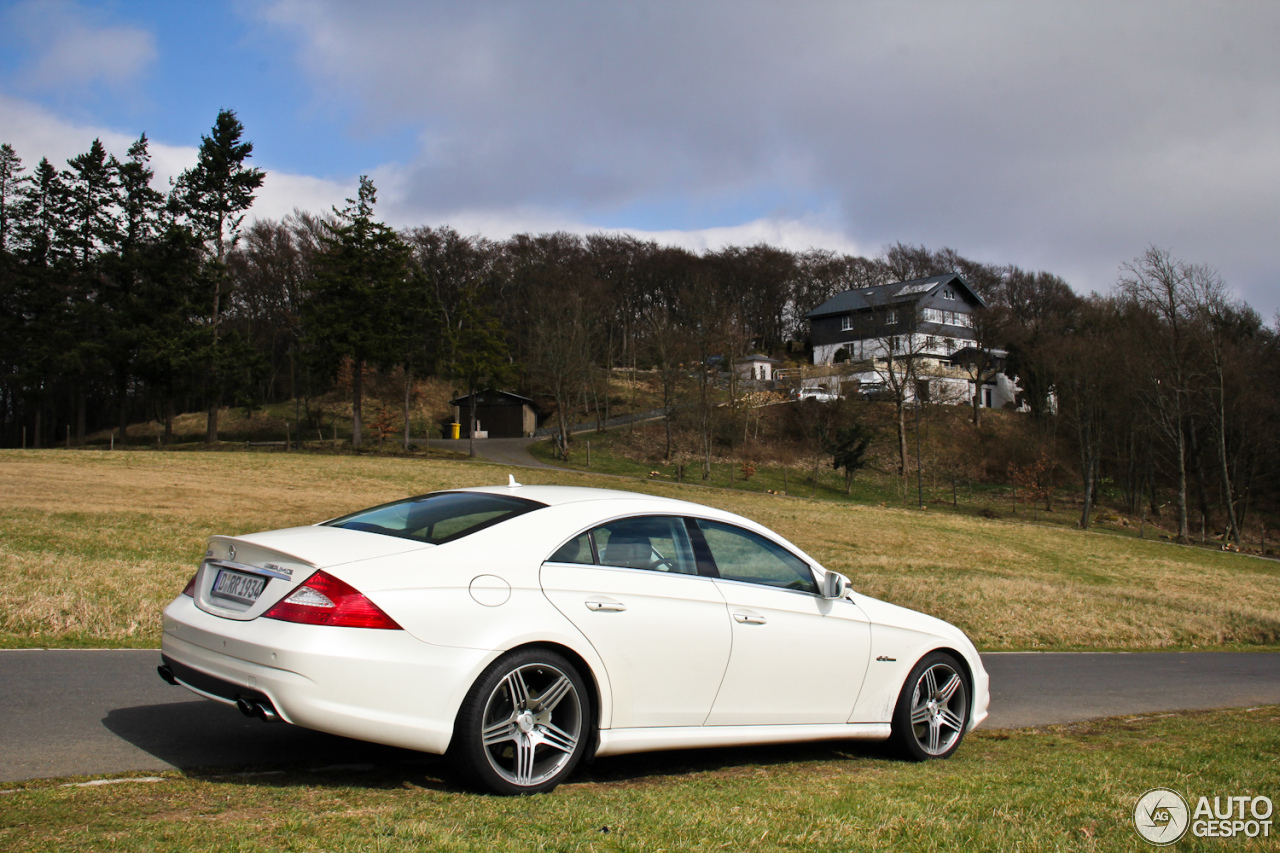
top-left (181, 573), bottom-right (198, 597)
top-left (262, 571), bottom-right (402, 630)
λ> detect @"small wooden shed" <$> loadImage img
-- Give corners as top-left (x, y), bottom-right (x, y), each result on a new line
top-left (449, 391), bottom-right (539, 438)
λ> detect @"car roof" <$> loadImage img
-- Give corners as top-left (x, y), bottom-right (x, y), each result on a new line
top-left (394, 483), bottom-right (825, 572)
top-left (452, 483), bottom-right (709, 510)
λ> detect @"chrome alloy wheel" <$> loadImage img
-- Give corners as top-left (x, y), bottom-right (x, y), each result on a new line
top-left (908, 661), bottom-right (967, 756)
top-left (480, 662), bottom-right (584, 788)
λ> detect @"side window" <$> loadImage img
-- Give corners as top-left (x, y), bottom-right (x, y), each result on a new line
top-left (548, 532), bottom-right (594, 564)
top-left (593, 516), bottom-right (697, 575)
top-left (693, 519), bottom-right (817, 593)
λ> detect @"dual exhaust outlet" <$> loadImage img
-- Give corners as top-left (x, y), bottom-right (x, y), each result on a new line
top-left (235, 696), bottom-right (280, 722)
top-left (157, 663), bottom-right (279, 722)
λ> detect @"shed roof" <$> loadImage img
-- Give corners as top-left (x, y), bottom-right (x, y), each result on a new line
top-left (450, 390), bottom-right (537, 407)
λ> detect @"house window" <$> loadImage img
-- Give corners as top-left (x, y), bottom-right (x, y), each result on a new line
top-left (926, 335), bottom-right (938, 350)
top-left (982, 387), bottom-right (993, 408)
top-left (841, 314), bottom-right (853, 332)
top-left (923, 308), bottom-right (944, 323)
top-left (885, 309), bottom-right (897, 325)
top-left (943, 288), bottom-right (956, 300)
top-left (956, 312), bottom-right (972, 328)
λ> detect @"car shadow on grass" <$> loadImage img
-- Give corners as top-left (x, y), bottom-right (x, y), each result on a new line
top-left (103, 701), bottom-right (901, 793)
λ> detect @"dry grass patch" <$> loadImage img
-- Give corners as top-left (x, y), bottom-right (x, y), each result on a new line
top-left (1, 449), bottom-right (1278, 650)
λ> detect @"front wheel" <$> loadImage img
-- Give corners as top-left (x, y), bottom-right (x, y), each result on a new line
top-left (890, 651), bottom-right (970, 761)
top-left (449, 649), bottom-right (590, 795)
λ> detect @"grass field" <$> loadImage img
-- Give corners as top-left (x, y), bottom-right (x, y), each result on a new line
top-left (3, 448), bottom-right (1278, 852)
top-left (1, 706), bottom-right (1276, 852)
top-left (1, 448), bottom-right (1277, 651)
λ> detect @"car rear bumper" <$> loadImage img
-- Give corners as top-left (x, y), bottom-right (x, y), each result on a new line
top-left (160, 595), bottom-right (497, 755)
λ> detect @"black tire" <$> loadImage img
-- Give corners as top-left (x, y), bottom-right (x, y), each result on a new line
top-left (890, 651), bottom-right (970, 761)
top-left (448, 648), bottom-right (590, 795)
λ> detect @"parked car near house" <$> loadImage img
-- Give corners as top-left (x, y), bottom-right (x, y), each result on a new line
top-left (795, 388), bottom-right (841, 402)
top-left (159, 481), bottom-right (989, 794)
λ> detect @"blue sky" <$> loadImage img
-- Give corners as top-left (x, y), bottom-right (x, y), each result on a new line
top-left (2, 0), bottom-right (1278, 318)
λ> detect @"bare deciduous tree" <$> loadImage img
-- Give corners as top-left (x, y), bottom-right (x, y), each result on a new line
top-left (1119, 246), bottom-right (1199, 544)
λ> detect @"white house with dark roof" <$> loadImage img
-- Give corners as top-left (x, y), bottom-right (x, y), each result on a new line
top-left (804, 273), bottom-right (1021, 409)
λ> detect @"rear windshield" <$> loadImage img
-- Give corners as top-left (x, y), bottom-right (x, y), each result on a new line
top-left (325, 491), bottom-right (545, 545)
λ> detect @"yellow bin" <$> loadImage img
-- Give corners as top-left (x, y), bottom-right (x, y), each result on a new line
top-left (450, 422), bottom-right (461, 440)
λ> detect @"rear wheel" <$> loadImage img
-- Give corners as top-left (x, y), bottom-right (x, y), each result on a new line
top-left (890, 651), bottom-right (970, 761)
top-left (449, 649), bottom-right (590, 795)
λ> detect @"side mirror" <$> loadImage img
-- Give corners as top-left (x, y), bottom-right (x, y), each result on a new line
top-left (821, 571), bottom-right (849, 600)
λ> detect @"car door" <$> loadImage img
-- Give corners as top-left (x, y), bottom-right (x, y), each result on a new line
top-left (691, 518), bottom-right (872, 726)
top-left (540, 515), bottom-right (732, 729)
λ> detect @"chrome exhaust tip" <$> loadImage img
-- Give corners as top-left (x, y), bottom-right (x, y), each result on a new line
top-left (235, 696), bottom-right (280, 722)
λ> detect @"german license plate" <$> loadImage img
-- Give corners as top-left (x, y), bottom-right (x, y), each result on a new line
top-left (211, 569), bottom-right (267, 605)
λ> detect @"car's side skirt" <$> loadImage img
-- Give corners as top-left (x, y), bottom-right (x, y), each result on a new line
top-left (595, 723), bottom-right (892, 757)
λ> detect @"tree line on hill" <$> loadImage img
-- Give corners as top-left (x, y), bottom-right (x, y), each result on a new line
top-left (1, 113), bottom-right (1277, 543)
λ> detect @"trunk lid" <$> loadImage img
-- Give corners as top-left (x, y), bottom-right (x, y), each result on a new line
top-left (194, 526), bottom-right (430, 621)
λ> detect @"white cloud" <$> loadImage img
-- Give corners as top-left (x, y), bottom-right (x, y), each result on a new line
top-left (398, 205), bottom-right (863, 259)
top-left (0, 92), bottom-right (184, 178)
top-left (251, 0), bottom-right (1280, 316)
top-left (251, 171), bottom-right (355, 223)
top-left (6, 0), bottom-right (156, 91)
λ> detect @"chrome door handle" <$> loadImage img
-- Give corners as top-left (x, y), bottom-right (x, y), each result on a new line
top-left (733, 611), bottom-right (767, 625)
top-left (586, 599), bottom-right (627, 612)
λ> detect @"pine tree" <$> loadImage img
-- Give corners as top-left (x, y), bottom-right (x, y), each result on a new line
top-left (10, 158), bottom-right (74, 446)
top-left (118, 134), bottom-right (164, 250)
top-left (0, 143), bottom-right (25, 255)
top-left (62, 138), bottom-right (121, 264)
top-left (14, 159), bottom-right (67, 267)
top-left (304, 176), bottom-right (410, 448)
top-left (173, 109), bottom-right (265, 443)
top-left (100, 134), bottom-right (171, 444)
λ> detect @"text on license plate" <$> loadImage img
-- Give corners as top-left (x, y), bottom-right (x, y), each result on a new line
top-left (211, 569), bottom-right (267, 604)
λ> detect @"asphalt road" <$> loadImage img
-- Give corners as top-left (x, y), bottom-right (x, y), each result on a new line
top-left (426, 437), bottom-right (559, 469)
top-left (3, 649), bottom-right (1279, 783)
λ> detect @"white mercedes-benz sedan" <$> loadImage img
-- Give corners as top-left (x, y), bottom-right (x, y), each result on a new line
top-left (160, 481), bottom-right (989, 794)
